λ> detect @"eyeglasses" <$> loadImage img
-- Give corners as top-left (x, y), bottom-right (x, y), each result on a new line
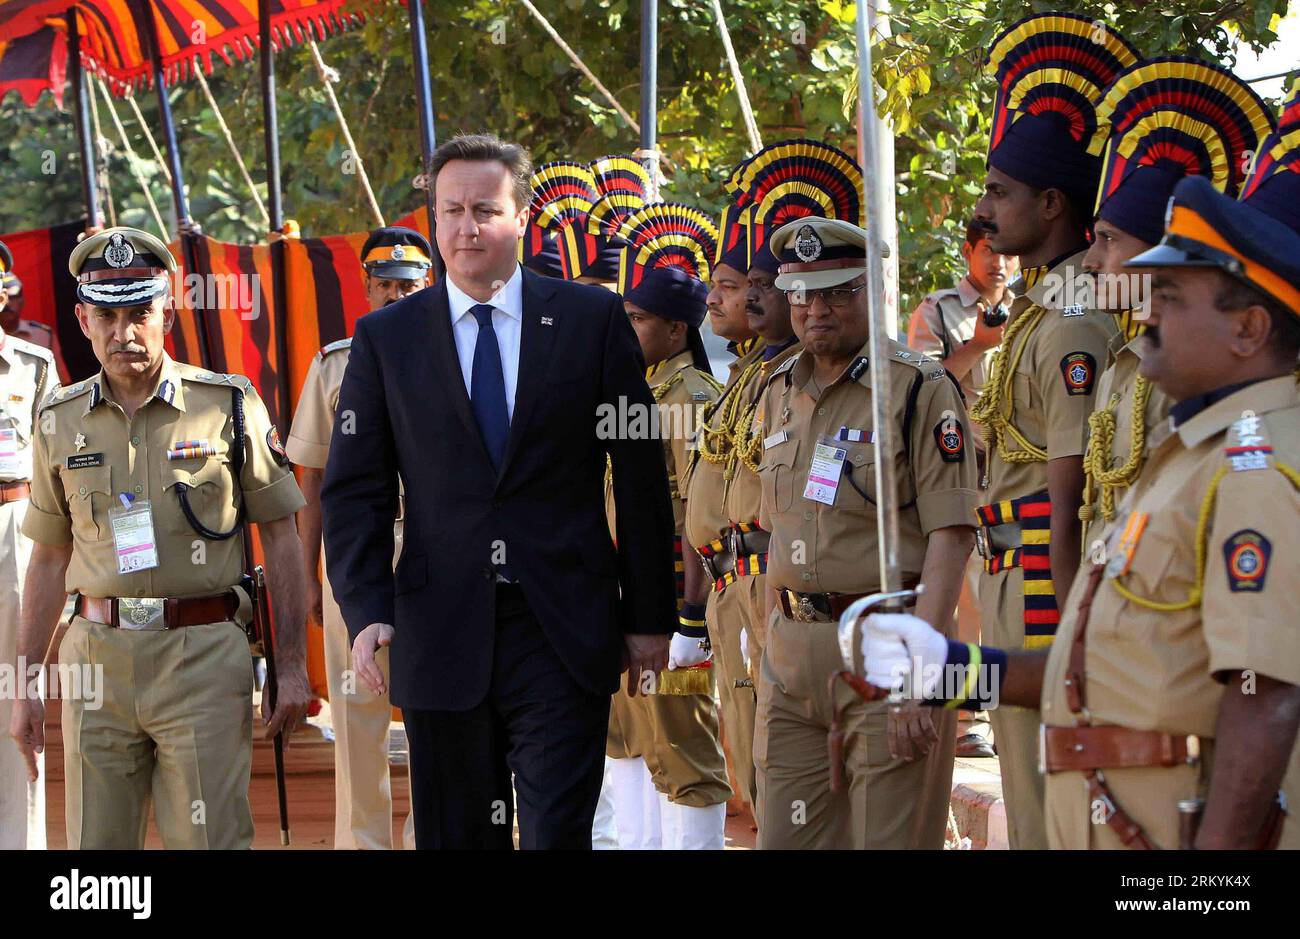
top-left (784, 282), bottom-right (867, 308)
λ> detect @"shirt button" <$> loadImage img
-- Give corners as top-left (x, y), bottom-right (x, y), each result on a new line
top-left (131, 435), bottom-right (140, 446)
top-left (78, 486), bottom-right (87, 495)
top-left (804, 511), bottom-right (813, 521)
top-left (134, 485), bottom-right (143, 494)
top-left (801, 571), bottom-right (812, 582)
top-left (817, 407), bottom-right (826, 416)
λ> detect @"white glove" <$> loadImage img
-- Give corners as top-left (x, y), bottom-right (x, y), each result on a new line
top-left (668, 632), bottom-right (712, 670)
top-left (739, 628), bottom-right (750, 671)
top-left (861, 612), bottom-right (948, 698)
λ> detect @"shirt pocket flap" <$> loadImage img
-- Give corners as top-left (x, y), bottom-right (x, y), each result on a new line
top-left (67, 464), bottom-right (112, 500)
top-left (162, 459), bottom-right (227, 493)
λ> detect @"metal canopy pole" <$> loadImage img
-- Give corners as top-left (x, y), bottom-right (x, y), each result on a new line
top-left (137, 0), bottom-right (213, 369)
top-left (854, 0), bottom-right (898, 593)
top-left (407, 0), bottom-right (443, 277)
top-left (638, 0), bottom-right (659, 201)
top-left (259, 0), bottom-right (292, 429)
top-left (66, 10), bottom-right (103, 229)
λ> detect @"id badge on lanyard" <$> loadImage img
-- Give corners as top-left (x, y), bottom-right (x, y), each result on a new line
top-left (803, 434), bottom-right (849, 506)
top-left (109, 493), bottom-right (160, 574)
top-left (0, 426), bottom-right (19, 478)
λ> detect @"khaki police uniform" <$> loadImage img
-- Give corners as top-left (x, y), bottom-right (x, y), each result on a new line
top-left (682, 337), bottom-right (765, 812)
top-left (23, 354), bottom-right (305, 849)
top-left (969, 252), bottom-right (1116, 849)
top-left (1079, 332), bottom-right (1171, 554)
top-left (604, 351), bottom-right (730, 809)
top-left (287, 338), bottom-right (413, 850)
top-left (723, 340), bottom-right (803, 677)
top-left (755, 338), bottom-right (977, 849)
top-left (908, 276), bottom-right (1008, 420)
top-left (0, 331), bottom-right (56, 849)
top-left (1043, 376), bottom-right (1300, 849)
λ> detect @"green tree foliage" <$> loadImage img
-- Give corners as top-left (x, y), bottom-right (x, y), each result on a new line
top-left (0, 0), bottom-right (1291, 319)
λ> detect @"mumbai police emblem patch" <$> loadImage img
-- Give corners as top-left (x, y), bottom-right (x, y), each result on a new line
top-left (933, 419), bottom-right (964, 463)
top-left (1059, 352), bottom-right (1096, 396)
top-left (104, 233), bottom-right (135, 269)
top-left (1223, 529), bottom-right (1270, 592)
top-left (794, 225), bottom-right (823, 262)
top-left (266, 426), bottom-right (289, 467)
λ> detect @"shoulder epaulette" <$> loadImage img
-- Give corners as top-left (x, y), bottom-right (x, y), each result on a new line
top-left (683, 366), bottom-right (723, 400)
top-left (316, 337), bottom-right (352, 362)
top-left (178, 363), bottom-right (253, 391)
top-left (772, 352), bottom-right (800, 385)
top-left (40, 380), bottom-right (95, 410)
top-left (5, 334), bottom-right (55, 364)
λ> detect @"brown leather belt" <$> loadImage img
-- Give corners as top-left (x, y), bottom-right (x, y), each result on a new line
top-left (0, 480), bottom-right (31, 504)
top-left (778, 589), bottom-right (869, 623)
top-left (1040, 725), bottom-right (1200, 774)
top-left (75, 591), bottom-right (239, 631)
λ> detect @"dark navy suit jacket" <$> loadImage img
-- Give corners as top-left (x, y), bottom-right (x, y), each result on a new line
top-left (321, 268), bottom-right (677, 711)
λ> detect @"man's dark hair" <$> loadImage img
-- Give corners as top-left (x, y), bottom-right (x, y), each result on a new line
top-left (428, 134), bottom-right (533, 212)
top-left (964, 217), bottom-right (996, 248)
top-left (1214, 272), bottom-right (1300, 361)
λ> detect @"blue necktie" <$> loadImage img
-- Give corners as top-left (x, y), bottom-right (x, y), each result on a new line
top-left (469, 303), bottom-right (509, 470)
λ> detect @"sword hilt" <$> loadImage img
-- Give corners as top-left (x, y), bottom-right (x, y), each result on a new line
top-left (835, 585), bottom-right (925, 685)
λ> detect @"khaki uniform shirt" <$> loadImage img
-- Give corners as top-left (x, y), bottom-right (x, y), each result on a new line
top-left (908, 275), bottom-right (1008, 409)
top-left (23, 354), bottom-right (305, 598)
top-left (725, 341), bottom-right (804, 530)
top-left (1042, 376), bottom-right (1300, 849)
top-left (9, 319), bottom-right (69, 384)
top-left (1080, 331), bottom-right (1172, 553)
top-left (0, 332), bottom-right (57, 482)
top-left (605, 350), bottom-right (720, 537)
top-left (758, 339), bottom-right (978, 594)
top-left (286, 338), bottom-right (351, 470)
top-left (982, 252), bottom-right (1117, 504)
top-left (683, 338), bottom-right (765, 553)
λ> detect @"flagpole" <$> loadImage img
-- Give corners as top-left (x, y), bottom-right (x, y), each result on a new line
top-left (407, 0), bottom-right (443, 276)
top-left (66, 10), bottom-right (103, 230)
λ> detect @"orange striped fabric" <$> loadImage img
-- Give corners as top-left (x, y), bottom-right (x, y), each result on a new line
top-left (0, 0), bottom-right (361, 95)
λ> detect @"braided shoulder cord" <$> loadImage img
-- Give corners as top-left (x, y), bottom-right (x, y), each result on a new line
top-left (1109, 460), bottom-right (1300, 611)
top-left (968, 305), bottom-right (1049, 465)
top-left (1080, 376), bottom-right (1153, 524)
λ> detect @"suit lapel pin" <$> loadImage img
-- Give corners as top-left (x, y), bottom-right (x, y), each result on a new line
top-left (74, 432), bottom-right (87, 452)
top-left (540, 316), bottom-right (554, 326)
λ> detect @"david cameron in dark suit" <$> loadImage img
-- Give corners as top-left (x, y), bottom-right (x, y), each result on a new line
top-left (321, 134), bottom-right (677, 849)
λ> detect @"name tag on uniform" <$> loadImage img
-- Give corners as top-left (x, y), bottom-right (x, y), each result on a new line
top-left (0, 428), bottom-right (18, 478)
top-left (763, 429), bottom-right (788, 450)
top-left (67, 453), bottom-right (105, 470)
top-left (803, 440), bottom-right (848, 506)
top-left (109, 497), bottom-right (160, 574)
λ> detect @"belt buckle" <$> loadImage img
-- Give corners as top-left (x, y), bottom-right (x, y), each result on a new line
top-left (794, 593), bottom-right (818, 624)
top-left (118, 597), bottom-right (166, 630)
top-left (1037, 724), bottom-right (1046, 775)
top-left (728, 526), bottom-right (742, 557)
top-left (975, 527), bottom-right (991, 561)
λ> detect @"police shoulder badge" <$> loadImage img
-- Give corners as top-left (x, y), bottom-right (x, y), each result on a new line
top-left (1222, 529), bottom-right (1270, 592)
top-left (104, 233), bottom-right (135, 269)
top-left (793, 224), bottom-right (823, 262)
top-left (933, 418), bottom-right (965, 463)
top-left (266, 426), bottom-right (289, 467)
top-left (1059, 352), bottom-right (1096, 396)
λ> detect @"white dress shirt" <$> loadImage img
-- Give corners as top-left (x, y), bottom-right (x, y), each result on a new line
top-left (446, 264), bottom-right (524, 420)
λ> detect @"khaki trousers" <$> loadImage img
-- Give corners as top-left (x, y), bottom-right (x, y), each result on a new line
top-left (0, 498), bottom-right (43, 849)
top-left (322, 559), bottom-right (413, 850)
top-left (60, 616), bottom-right (254, 849)
top-left (606, 682), bottom-right (731, 808)
top-left (978, 564), bottom-right (1047, 849)
top-left (707, 581), bottom-right (757, 811)
top-left (755, 610), bottom-right (954, 849)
